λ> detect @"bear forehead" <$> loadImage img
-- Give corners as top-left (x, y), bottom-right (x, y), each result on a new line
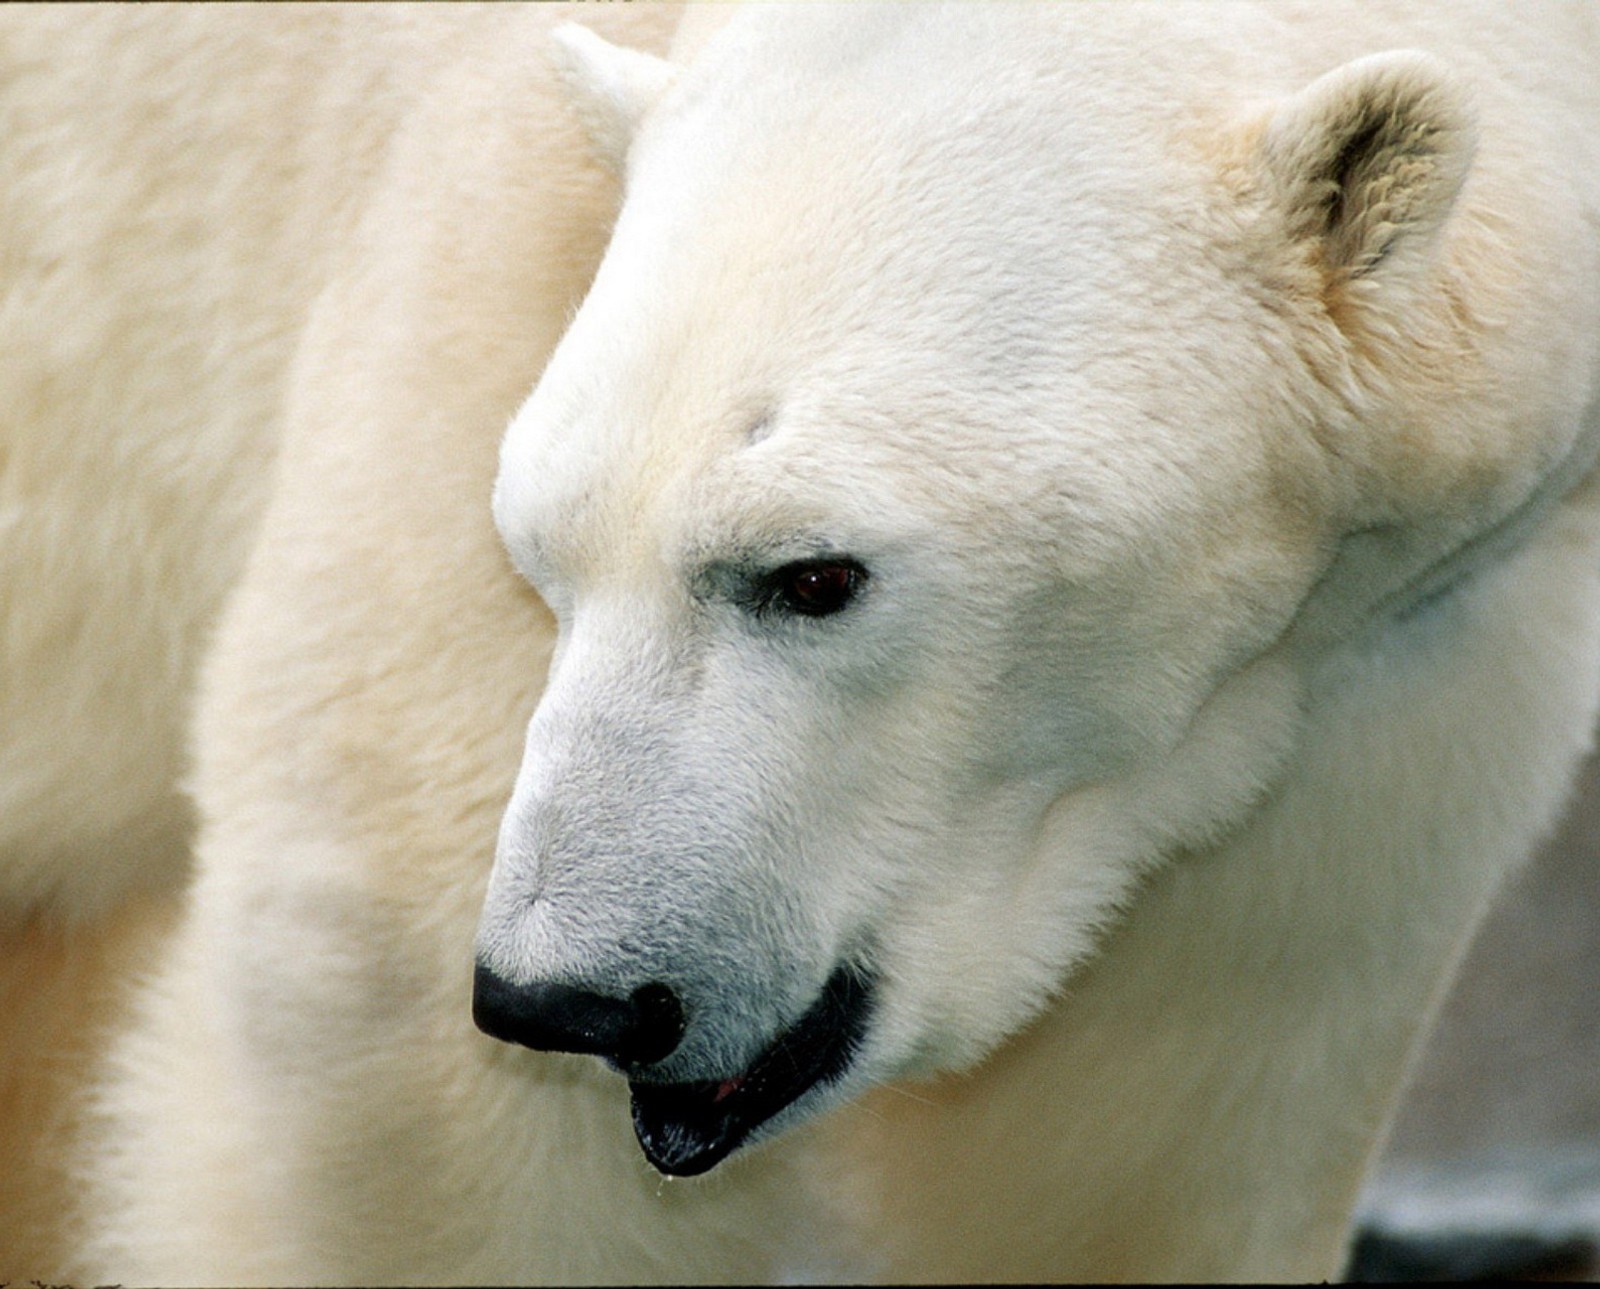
top-left (495, 4), bottom-right (1345, 590)
top-left (500, 359), bottom-right (1298, 610)
top-left (558, 15), bottom-right (1302, 460)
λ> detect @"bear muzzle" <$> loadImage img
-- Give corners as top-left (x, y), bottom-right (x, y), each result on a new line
top-left (627, 962), bottom-right (877, 1175)
top-left (472, 957), bottom-right (878, 1175)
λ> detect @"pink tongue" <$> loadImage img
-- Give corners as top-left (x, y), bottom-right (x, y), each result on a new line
top-left (712, 1076), bottom-right (746, 1104)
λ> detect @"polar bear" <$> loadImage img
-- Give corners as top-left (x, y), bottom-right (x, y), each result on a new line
top-left (1, 1), bottom-right (1596, 1283)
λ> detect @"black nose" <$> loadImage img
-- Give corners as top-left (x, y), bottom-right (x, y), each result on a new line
top-left (472, 962), bottom-right (685, 1066)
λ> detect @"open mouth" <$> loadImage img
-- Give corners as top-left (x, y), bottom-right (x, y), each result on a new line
top-left (628, 964), bottom-right (875, 1176)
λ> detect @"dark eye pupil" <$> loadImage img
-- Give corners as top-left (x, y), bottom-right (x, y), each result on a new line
top-left (777, 561), bottom-right (861, 616)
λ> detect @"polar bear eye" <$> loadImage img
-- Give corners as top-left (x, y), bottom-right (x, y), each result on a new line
top-left (763, 559), bottom-right (867, 618)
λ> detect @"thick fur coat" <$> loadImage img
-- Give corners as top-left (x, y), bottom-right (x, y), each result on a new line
top-left (2, 3), bottom-right (1598, 1282)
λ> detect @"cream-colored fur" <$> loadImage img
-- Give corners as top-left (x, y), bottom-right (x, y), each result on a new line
top-left (0, 3), bottom-right (1596, 1284)
top-left (0, 4), bottom-right (681, 1277)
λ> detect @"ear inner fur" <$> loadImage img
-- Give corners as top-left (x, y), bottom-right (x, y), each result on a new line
top-left (1262, 51), bottom-right (1476, 292)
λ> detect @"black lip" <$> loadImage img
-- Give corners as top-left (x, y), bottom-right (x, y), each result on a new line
top-left (628, 964), bottom-right (875, 1177)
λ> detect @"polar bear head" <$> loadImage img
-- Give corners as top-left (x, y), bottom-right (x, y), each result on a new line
top-left (474, 7), bottom-right (1515, 1175)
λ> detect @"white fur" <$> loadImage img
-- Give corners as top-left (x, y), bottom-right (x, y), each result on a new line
top-left (1, 2), bottom-right (1596, 1283)
top-left (548, 23), bottom-right (676, 173)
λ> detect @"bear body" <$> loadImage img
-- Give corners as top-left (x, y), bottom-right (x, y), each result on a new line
top-left (1, 2), bottom-right (1597, 1282)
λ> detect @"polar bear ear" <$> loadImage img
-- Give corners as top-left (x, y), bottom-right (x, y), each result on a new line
top-left (1259, 51), bottom-right (1475, 317)
top-left (549, 23), bottom-right (677, 171)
